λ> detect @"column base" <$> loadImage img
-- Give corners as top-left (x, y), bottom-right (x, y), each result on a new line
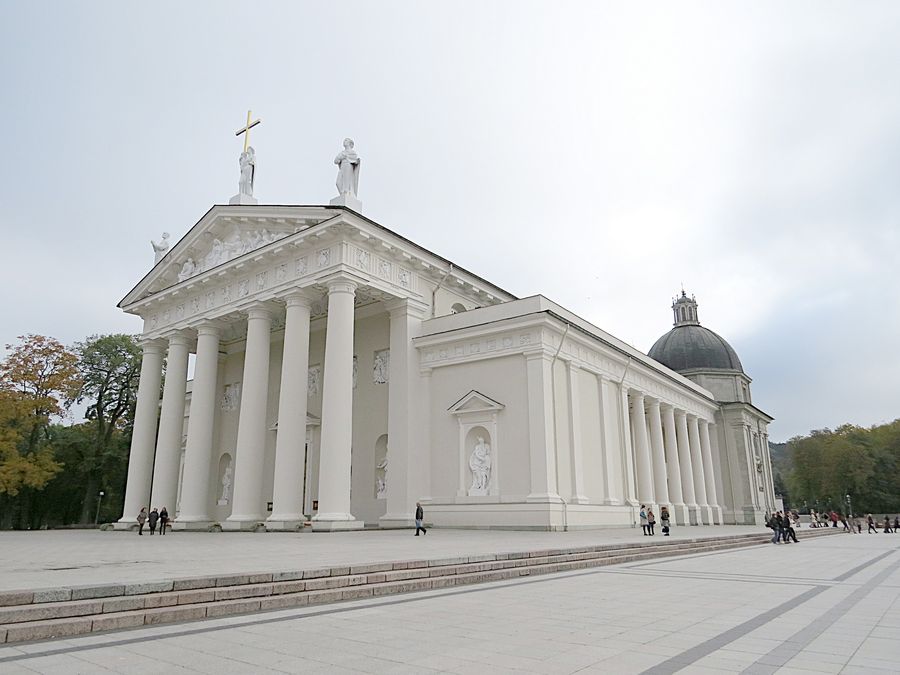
top-left (569, 495), bottom-right (590, 505)
top-left (685, 504), bottom-right (701, 525)
top-left (172, 519), bottom-right (213, 532)
top-left (222, 516), bottom-right (267, 531)
top-left (712, 505), bottom-right (724, 525)
top-left (698, 505), bottom-right (714, 525)
top-left (670, 503), bottom-right (691, 526)
top-left (311, 518), bottom-right (365, 532)
top-left (113, 519), bottom-right (138, 532)
top-left (265, 517), bottom-right (306, 531)
top-left (379, 514), bottom-right (415, 529)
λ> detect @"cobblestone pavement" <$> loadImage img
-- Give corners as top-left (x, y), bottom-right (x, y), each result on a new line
top-left (0, 529), bottom-right (897, 673)
top-left (1, 525), bottom-right (776, 592)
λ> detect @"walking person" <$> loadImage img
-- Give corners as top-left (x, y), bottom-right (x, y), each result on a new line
top-left (159, 506), bottom-right (170, 535)
top-left (840, 514), bottom-right (850, 532)
top-left (148, 507), bottom-right (159, 535)
top-left (136, 507), bottom-right (147, 535)
top-left (414, 502), bottom-right (427, 536)
top-left (894, 516), bottom-right (899, 532)
top-left (660, 506), bottom-right (671, 536)
top-left (884, 516), bottom-right (893, 534)
top-left (867, 514), bottom-right (878, 533)
top-left (784, 514), bottom-right (799, 543)
top-left (639, 505), bottom-right (649, 535)
top-left (769, 512), bottom-right (782, 544)
top-left (647, 508), bottom-right (656, 536)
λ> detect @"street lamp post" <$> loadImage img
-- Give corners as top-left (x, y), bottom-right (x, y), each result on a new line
top-left (95, 491), bottom-right (105, 525)
top-left (845, 494), bottom-right (852, 518)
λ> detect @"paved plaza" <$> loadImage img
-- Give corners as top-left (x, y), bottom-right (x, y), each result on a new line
top-left (0, 528), bottom-right (897, 673)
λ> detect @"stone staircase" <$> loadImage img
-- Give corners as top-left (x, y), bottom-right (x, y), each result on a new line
top-left (0, 528), bottom-right (838, 645)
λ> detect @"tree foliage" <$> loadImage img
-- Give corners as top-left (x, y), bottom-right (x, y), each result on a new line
top-left (0, 335), bottom-right (80, 498)
top-left (785, 421), bottom-right (900, 515)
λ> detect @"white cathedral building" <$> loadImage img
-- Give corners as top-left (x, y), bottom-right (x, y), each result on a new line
top-left (116, 138), bottom-right (776, 532)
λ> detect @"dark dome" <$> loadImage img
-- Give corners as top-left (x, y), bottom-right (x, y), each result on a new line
top-left (649, 325), bottom-right (743, 373)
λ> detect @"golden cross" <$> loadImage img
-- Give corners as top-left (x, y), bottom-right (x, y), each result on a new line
top-left (235, 110), bottom-right (261, 153)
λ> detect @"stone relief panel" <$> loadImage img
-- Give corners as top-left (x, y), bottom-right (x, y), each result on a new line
top-left (377, 259), bottom-right (391, 279)
top-left (355, 249), bottom-right (370, 270)
top-left (238, 279), bottom-right (250, 298)
top-left (317, 249), bottom-right (330, 268)
top-left (308, 366), bottom-right (321, 396)
top-left (398, 268), bottom-right (411, 288)
top-left (255, 271), bottom-right (267, 291)
top-left (296, 256), bottom-right (308, 276)
top-left (373, 349), bottom-right (390, 384)
top-left (221, 383), bottom-right (241, 412)
top-left (276, 264), bottom-right (287, 282)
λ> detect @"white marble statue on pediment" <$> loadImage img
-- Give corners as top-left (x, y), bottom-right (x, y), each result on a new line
top-left (151, 232), bottom-right (170, 264)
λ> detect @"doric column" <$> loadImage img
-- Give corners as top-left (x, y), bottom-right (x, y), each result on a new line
top-left (675, 409), bottom-right (698, 524)
top-left (150, 333), bottom-right (190, 514)
top-left (225, 306), bottom-right (273, 528)
top-left (619, 384), bottom-right (638, 505)
top-left (312, 278), bottom-right (363, 530)
top-left (176, 324), bottom-right (221, 527)
top-left (647, 400), bottom-right (670, 509)
top-left (117, 341), bottom-right (164, 527)
top-left (524, 351), bottom-right (562, 504)
top-left (688, 414), bottom-right (711, 525)
top-left (267, 294), bottom-right (312, 529)
top-left (381, 298), bottom-right (427, 528)
top-left (567, 362), bottom-right (588, 503)
top-left (662, 405), bottom-right (688, 525)
top-left (699, 419), bottom-right (722, 524)
top-left (630, 392), bottom-right (654, 506)
top-left (598, 375), bottom-right (620, 505)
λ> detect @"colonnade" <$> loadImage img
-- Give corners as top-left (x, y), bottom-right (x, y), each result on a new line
top-left (627, 390), bottom-right (722, 525)
top-left (118, 276), bottom-right (416, 531)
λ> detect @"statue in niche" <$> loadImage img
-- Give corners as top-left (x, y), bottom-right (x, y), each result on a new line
top-left (373, 350), bottom-right (390, 384)
top-left (177, 258), bottom-right (196, 282)
top-left (468, 436), bottom-right (492, 496)
top-left (219, 463), bottom-right (233, 505)
top-left (334, 138), bottom-right (360, 198)
top-left (151, 232), bottom-right (170, 264)
top-left (221, 383), bottom-right (241, 412)
top-left (238, 146), bottom-right (256, 197)
top-left (375, 455), bottom-right (388, 499)
top-left (307, 366), bottom-right (321, 396)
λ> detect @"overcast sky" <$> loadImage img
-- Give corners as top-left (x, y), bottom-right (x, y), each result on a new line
top-left (1, 1), bottom-right (898, 441)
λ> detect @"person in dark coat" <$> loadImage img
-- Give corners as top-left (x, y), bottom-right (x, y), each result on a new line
top-left (159, 507), bottom-right (170, 535)
top-left (660, 506), bottom-right (671, 536)
top-left (867, 514), bottom-right (878, 533)
top-left (137, 507), bottom-right (147, 535)
top-left (414, 502), bottom-right (427, 536)
top-left (647, 508), bottom-right (656, 536)
top-left (148, 508), bottom-right (159, 535)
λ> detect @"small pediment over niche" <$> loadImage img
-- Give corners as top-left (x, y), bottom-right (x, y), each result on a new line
top-left (448, 390), bottom-right (505, 416)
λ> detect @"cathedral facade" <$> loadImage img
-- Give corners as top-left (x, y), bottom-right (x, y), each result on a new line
top-left (117, 203), bottom-right (776, 531)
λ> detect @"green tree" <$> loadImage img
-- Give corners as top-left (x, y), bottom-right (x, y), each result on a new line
top-left (0, 335), bottom-right (80, 527)
top-left (70, 334), bottom-right (141, 523)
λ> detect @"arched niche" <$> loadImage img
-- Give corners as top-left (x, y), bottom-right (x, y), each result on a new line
top-left (448, 390), bottom-right (504, 498)
top-left (451, 303), bottom-right (467, 314)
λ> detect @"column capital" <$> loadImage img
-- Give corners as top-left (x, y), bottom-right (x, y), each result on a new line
top-left (647, 399), bottom-right (661, 411)
top-left (138, 339), bottom-right (166, 354)
top-left (384, 297), bottom-right (429, 319)
top-left (281, 291), bottom-right (315, 308)
top-left (165, 332), bottom-right (192, 348)
top-left (674, 408), bottom-right (687, 420)
top-left (195, 321), bottom-right (222, 338)
top-left (632, 390), bottom-right (645, 403)
top-left (245, 305), bottom-right (275, 321)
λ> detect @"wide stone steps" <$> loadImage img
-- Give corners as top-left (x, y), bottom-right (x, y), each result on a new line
top-left (0, 528), bottom-right (838, 644)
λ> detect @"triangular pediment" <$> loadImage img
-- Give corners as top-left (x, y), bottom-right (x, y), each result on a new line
top-left (120, 205), bottom-right (340, 308)
top-left (448, 390), bottom-right (505, 415)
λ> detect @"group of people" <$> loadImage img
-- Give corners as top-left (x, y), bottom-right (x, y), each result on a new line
top-left (766, 511), bottom-right (800, 544)
top-left (768, 509), bottom-right (900, 540)
top-left (639, 505), bottom-right (671, 536)
top-left (136, 507), bottom-right (170, 535)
